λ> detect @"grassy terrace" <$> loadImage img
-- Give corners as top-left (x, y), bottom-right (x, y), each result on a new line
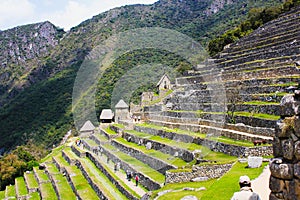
top-left (242, 101), bottom-right (280, 105)
top-left (125, 130), bottom-right (236, 163)
top-left (93, 133), bottom-right (109, 143)
top-left (40, 182), bottom-right (58, 200)
top-left (152, 162), bottom-right (267, 200)
top-left (27, 192), bottom-right (40, 200)
top-left (24, 172), bottom-right (39, 189)
top-left (34, 167), bottom-right (50, 182)
top-left (100, 142), bottom-right (165, 184)
top-left (111, 123), bottom-right (125, 129)
top-left (6, 185), bottom-right (16, 199)
top-left (56, 153), bottom-right (99, 200)
top-left (136, 123), bottom-right (206, 138)
top-left (114, 137), bottom-right (188, 167)
top-left (104, 127), bottom-right (118, 135)
top-left (0, 191), bottom-right (4, 199)
top-left (15, 177), bottom-right (28, 197)
top-left (46, 163), bottom-right (77, 200)
top-left (209, 136), bottom-right (270, 147)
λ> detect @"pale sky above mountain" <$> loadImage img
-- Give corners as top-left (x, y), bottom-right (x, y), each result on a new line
top-left (0, 0), bottom-right (158, 31)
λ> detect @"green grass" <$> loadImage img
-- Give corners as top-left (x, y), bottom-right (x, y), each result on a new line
top-left (201, 162), bottom-right (268, 200)
top-left (125, 130), bottom-right (237, 163)
top-left (6, 185), bottom-right (16, 198)
top-left (243, 101), bottom-right (279, 105)
top-left (27, 192), bottom-right (40, 200)
top-left (46, 163), bottom-right (77, 200)
top-left (0, 190), bottom-right (5, 199)
top-left (147, 90), bottom-right (173, 105)
top-left (80, 158), bottom-right (129, 200)
top-left (104, 127), bottom-right (117, 135)
top-left (209, 136), bottom-right (270, 147)
top-left (234, 111), bottom-right (280, 120)
top-left (40, 182), bottom-right (58, 200)
top-left (114, 137), bottom-right (188, 167)
top-left (34, 167), bottom-right (49, 182)
top-left (41, 144), bottom-right (65, 163)
top-left (24, 172), bottom-right (39, 189)
top-left (102, 143), bottom-right (165, 183)
top-left (94, 132), bottom-right (109, 142)
top-left (15, 177), bottom-right (28, 196)
top-left (137, 123), bottom-right (206, 138)
top-left (112, 123), bottom-right (125, 129)
top-left (65, 165), bottom-right (99, 199)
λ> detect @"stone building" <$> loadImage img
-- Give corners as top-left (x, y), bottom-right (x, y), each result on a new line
top-left (157, 73), bottom-right (171, 91)
top-left (115, 99), bottom-right (129, 123)
top-left (269, 89), bottom-right (300, 200)
top-left (79, 120), bottom-right (95, 136)
top-left (99, 109), bottom-right (114, 123)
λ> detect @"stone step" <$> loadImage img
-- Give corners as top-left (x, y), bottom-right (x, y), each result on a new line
top-left (111, 137), bottom-right (181, 173)
top-left (24, 171), bottom-right (39, 194)
top-left (44, 162), bottom-right (77, 200)
top-left (144, 120), bottom-right (273, 142)
top-left (63, 148), bottom-right (129, 200)
top-left (15, 177), bottom-right (28, 200)
top-left (82, 138), bottom-right (164, 191)
top-left (148, 114), bottom-right (274, 137)
top-left (53, 153), bottom-right (99, 200)
top-left (33, 167), bottom-right (58, 200)
top-left (5, 184), bottom-right (16, 199)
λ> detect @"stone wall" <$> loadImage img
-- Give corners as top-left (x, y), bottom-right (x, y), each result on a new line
top-left (111, 140), bottom-right (176, 174)
top-left (165, 164), bottom-right (233, 183)
top-left (269, 91), bottom-right (300, 200)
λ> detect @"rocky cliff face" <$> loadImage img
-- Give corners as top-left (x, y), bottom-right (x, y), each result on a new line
top-left (0, 21), bottom-right (64, 102)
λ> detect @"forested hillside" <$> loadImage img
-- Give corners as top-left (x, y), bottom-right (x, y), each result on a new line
top-left (0, 0), bottom-right (282, 152)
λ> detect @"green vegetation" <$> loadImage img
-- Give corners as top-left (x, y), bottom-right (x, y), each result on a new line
top-left (136, 123), bottom-right (206, 138)
top-left (104, 127), bottom-right (117, 135)
top-left (27, 192), bottom-right (40, 200)
top-left (114, 137), bottom-right (188, 167)
top-left (15, 177), bottom-right (28, 196)
top-left (201, 162), bottom-right (268, 200)
top-left (111, 123), bottom-right (125, 129)
top-left (208, 0), bottom-right (300, 56)
top-left (6, 185), bottom-right (16, 198)
top-left (235, 111), bottom-right (280, 120)
top-left (0, 190), bottom-right (5, 199)
top-left (40, 182), bottom-right (58, 200)
top-left (210, 136), bottom-right (270, 147)
top-left (24, 173), bottom-right (38, 189)
top-left (243, 101), bottom-right (279, 105)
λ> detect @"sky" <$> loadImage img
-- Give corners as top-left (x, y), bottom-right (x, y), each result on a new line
top-left (0, 0), bottom-right (158, 31)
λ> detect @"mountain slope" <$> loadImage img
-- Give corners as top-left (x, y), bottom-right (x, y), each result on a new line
top-left (0, 0), bottom-right (282, 151)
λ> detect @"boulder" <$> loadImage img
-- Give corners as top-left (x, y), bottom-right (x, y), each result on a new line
top-left (248, 156), bottom-right (263, 168)
top-left (181, 196), bottom-right (198, 200)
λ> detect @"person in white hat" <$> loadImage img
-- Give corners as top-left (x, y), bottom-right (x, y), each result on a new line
top-left (231, 175), bottom-right (261, 200)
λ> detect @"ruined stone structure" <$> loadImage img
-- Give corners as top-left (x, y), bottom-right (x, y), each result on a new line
top-left (269, 89), bottom-right (300, 200)
top-left (115, 99), bottom-right (129, 123)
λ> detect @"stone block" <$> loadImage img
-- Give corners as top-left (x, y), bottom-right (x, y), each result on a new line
top-left (269, 176), bottom-right (285, 193)
top-left (275, 120), bottom-right (285, 138)
top-left (294, 162), bottom-right (300, 178)
top-left (282, 139), bottom-right (294, 160)
top-left (248, 156), bottom-right (263, 168)
top-left (181, 196), bottom-right (198, 200)
top-left (295, 141), bottom-right (300, 161)
top-left (269, 193), bottom-right (284, 200)
top-left (273, 137), bottom-right (283, 157)
top-left (146, 142), bottom-right (152, 150)
top-left (280, 95), bottom-right (300, 116)
top-left (284, 179), bottom-right (300, 200)
top-left (270, 162), bottom-right (293, 180)
top-left (191, 177), bottom-right (208, 182)
top-left (294, 116), bottom-right (300, 137)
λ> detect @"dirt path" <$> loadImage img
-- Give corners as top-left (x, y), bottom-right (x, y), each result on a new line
top-left (251, 165), bottom-right (271, 200)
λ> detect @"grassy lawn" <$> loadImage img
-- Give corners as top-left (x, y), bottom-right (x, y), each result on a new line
top-left (34, 167), bottom-right (49, 182)
top-left (102, 143), bottom-right (165, 183)
top-left (111, 123), bottom-right (125, 129)
top-left (27, 192), bottom-right (40, 200)
top-left (24, 172), bottom-right (39, 189)
top-left (94, 132), bottom-right (109, 142)
top-left (40, 182), bottom-right (58, 200)
top-left (41, 144), bottom-right (65, 163)
top-left (137, 123), bottom-right (206, 138)
top-left (15, 177), bottom-right (28, 196)
top-left (114, 137), bottom-right (188, 167)
top-left (209, 136), bottom-right (270, 147)
top-left (201, 162), bottom-right (268, 200)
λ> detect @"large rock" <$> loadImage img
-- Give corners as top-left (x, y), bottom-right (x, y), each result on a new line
top-left (294, 141), bottom-right (300, 161)
top-left (282, 139), bottom-right (294, 160)
top-left (269, 176), bottom-right (285, 193)
top-left (280, 94), bottom-right (300, 117)
top-left (248, 156), bottom-right (263, 168)
top-left (270, 162), bottom-right (293, 179)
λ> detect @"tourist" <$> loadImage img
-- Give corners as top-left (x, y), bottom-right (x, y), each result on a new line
top-left (231, 175), bottom-right (261, 200)
top-left (114, 163), bottom-right (117, 172)
top-left (135, 174), bottom-right (139, 186)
